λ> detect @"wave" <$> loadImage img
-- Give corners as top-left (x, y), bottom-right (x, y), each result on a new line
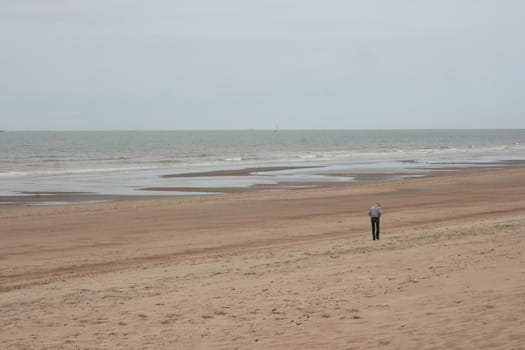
top-left (1, 139), bottom-right (524, 180)
top-left (0, 165), bottom-right (168, 179)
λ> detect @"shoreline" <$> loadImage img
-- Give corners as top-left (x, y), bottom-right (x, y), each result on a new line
top-left (2, 160), bottom-right (523, 206)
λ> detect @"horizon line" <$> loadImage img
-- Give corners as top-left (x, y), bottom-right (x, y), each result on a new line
top-left (3, 128), bottom-right (525, 132)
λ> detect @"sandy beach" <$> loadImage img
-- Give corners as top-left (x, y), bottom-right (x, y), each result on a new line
top-left (1, 165), bottom-right (524, 349)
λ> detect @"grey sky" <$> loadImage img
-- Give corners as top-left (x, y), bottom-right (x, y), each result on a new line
top-left (1, 0), bottom-right (524, 130)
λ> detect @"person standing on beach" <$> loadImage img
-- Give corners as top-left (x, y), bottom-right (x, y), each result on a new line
top-left (369, 203), bottom-right (382, 240)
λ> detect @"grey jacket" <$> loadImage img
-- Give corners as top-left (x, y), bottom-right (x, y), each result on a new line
top-left (369, 204), bottom-right (382, 218)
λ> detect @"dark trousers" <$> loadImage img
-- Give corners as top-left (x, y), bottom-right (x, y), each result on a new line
top-left (371, 217), bottom-right (380, 240)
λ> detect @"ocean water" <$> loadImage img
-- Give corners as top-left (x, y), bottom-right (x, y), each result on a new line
top-left (1, 130), bottom-right (524, 197)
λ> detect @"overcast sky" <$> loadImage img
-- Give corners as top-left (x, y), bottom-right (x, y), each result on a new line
top-left (1, 0), bottom-right (524, 130)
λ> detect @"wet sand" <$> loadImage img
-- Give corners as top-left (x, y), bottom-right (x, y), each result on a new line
top-left (1, 166), bottom-right (524, 349)
top-left (160, 166), bottom-right (322, 178)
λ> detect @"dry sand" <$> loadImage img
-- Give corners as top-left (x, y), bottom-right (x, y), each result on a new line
top-left (1, 166), bottom-right (524, 349)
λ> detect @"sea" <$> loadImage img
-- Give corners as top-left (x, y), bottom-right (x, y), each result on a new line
top-left (1, 130), bottom-right (524, 199)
